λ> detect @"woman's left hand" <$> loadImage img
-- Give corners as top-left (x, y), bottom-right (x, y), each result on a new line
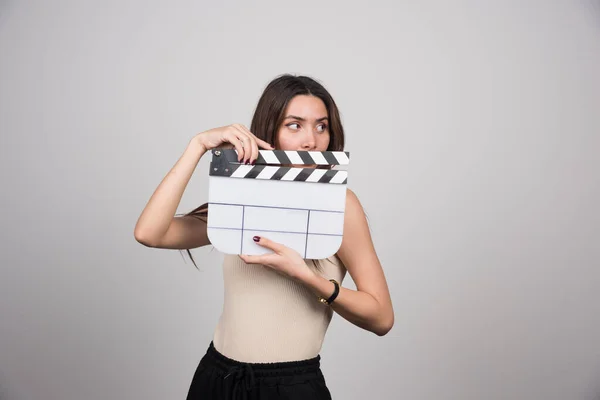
top-left (239, 236), bottom-right (314, 283)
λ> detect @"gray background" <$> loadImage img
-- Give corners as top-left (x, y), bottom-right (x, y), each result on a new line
top-left (1, 1), bottom-right (599, 399)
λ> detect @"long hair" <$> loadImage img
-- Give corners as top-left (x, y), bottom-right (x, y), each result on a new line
top-left (181, 74), bottom-right (346, 269)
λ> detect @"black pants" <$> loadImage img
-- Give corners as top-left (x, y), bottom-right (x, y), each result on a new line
top-left (186, 341), bottom-right (332, 400)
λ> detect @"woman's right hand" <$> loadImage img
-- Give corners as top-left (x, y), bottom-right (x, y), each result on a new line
top-left (193, 124), bottom-right (274, 164)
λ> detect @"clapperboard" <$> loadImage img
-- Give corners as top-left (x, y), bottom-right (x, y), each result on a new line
top-left (206, 148), bottom-right (350, 259)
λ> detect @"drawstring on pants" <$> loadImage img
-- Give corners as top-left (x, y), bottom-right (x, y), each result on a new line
top-left (186, 342), bottom-right (332, 399)
top-left (224, 363), bottom-right (256, 400)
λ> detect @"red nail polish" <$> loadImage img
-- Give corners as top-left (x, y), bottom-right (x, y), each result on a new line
top-left (253, 236), bottom-right (260, 242)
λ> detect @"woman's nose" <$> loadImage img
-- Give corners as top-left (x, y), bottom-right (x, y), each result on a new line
top-left (302, 130), bottom-right (317, 149)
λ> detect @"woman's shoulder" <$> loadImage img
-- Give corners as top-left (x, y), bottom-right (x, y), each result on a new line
top-left (344, 188), bottom-right (366, 220)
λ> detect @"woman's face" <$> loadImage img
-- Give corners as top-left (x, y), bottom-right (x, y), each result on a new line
top-left (275, 95), bottom-right (330, 152)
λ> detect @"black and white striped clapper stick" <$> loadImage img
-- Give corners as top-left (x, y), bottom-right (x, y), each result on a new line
top-left (209, 149), bottom-right (349, 184)
top-left (206, 148), bottom-right (351, 259)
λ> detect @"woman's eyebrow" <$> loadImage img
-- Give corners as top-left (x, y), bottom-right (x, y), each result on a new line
top-left (284, 115), bottom-right (329, 122)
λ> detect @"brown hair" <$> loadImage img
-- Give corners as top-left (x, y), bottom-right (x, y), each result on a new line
top-left (180, 74), bottom-right (346, 269)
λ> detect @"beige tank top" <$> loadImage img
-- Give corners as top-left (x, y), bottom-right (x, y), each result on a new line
top-left (212, 254), bottom-right (347, 363)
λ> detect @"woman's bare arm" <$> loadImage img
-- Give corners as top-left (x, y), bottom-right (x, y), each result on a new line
top-left (134, 138), bottom-right (210, 249)
top-left (306, 189), bottom-right (395, 336)
top-left (134, 124), bottom-right (272, 250)
top-left (241, 188), bottom-right (395, 336)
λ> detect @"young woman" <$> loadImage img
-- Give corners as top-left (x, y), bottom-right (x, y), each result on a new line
top-left (134, 74), bottom-right (394, 399)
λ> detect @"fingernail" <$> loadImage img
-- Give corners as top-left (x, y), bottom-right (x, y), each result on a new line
top-left (253, 236), bottom-right (260, 242)
top-left (251, 160), bottom-right (256, 165)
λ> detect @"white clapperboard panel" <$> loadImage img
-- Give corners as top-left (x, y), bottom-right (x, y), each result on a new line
top-left (206, 148), bottom-right (350, 259)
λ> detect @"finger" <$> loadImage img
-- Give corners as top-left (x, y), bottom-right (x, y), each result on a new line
top-left (239, 254), bottom-right (274, 266)
top-left (238, 125), bottom-right (274, 151)
top-left (252, 235), bottom-right (285, 253)
top-left (256, 138), bottom-right (275, 150)
top-left (223, 130), bottom-right (245, 162)
top-left (234, 124), bottom-right (259, 164)
top-left (239, 254), bottom-right (259, 264)
top-left (236, 125), bottom-right (262, 162)
top-left (231, 125), bottom-right (254, 164)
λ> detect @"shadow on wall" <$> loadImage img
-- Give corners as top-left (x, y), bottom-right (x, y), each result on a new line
top-left (0, 375), bottom-right (18, 400)
top-left (0, 0), bottom-right (17, 26)
top-left (583, 0), bottom-right (600, 23)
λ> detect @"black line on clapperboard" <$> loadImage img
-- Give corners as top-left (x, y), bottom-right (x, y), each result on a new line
top-left (294, 168), bottom-right (313, 182)
top-left (209, 226), bottom-right (343, 238)
top-left (270, 166), bottom-right (291, 180)
top-left (240, 205), bottom-right (245, 254)
top-left (251, 150), bottom-right (349, 166)
top-left (299, 151), bottom-right (314, 165)
top-left (323, 152), bottom-right (340, 165)
top-left (208, 202), bottom-right (344, 214)
top-left (304, 210), bottom-right (311, 259)
top-left (276, 151), bottom-right (292, 165)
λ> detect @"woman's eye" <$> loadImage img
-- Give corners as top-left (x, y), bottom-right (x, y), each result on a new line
top-left (317, 124), bottom-right (328, 132)
top-left (288, 123), bottom-right (300, 130)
